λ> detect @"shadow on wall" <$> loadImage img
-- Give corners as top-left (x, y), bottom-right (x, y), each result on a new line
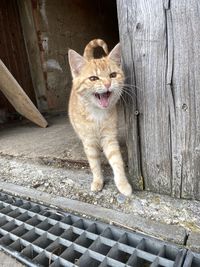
top-left (31, 0), bottom-right (119, 112)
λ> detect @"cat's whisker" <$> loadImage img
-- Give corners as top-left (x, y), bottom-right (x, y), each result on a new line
top-left (120, 94), bottom-right (128, 105)
top-left (114, 90), bottom-right (128, 105)
top-left (122, 88), bottom-right (137, 99)
top-left (122, 85), bottom-right (137, 90)
top-left (120, 86), bottom-right (138, 99)
top-left (122, 86), bottom-right (136, 92)
top-left (122, 83), bottom-right (142, 91)
top-left (123, 84), bottom-right (140, 93)
top-left (122, 93), bottom-right (135, 101)
top-left (121, 95), bottom-right (134, 104)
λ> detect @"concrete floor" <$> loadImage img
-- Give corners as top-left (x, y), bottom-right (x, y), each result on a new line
top-left (0, 113), bottom-right (86, 161)
top-left (0, 113), bottom-right (200, 259)
top-left (0, 113), bottom-right (127, 164)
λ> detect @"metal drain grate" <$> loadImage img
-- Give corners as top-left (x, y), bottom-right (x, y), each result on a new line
top-left (183, 251), bottom-right (200, 267)
top-left (0, 192), bottom-right (190, 267)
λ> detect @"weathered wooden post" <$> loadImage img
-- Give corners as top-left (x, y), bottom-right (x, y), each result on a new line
top-left (117, 0), bottom-right (200, 199)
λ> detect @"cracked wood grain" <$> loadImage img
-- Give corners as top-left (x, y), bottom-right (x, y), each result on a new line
top-left (117, 0), bottom-right (200, 199)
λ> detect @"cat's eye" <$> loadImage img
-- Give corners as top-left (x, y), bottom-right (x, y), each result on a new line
top-left (89, 76), bottom-right (99, 81)
top-left (110, 72), bottom-right (117, 78)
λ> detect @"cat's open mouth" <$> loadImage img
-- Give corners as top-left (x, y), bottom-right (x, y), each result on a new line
top-left (94, 91), bottom-right (111, 108)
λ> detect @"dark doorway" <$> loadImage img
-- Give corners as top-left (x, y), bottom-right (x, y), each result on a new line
top-left (0, 0), bottom-right (36, 121)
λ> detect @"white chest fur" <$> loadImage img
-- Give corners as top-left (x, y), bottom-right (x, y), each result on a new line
top-left (87, 106), bottom-right (110, 122)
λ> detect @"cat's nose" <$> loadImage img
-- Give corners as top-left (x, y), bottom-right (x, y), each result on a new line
top-left (104, 82), bottom-right (111, 89)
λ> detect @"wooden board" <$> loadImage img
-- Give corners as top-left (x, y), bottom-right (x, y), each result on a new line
top-left (117, 0), bottom-right (200, 199)
top-left (117, 0), bottom-right (142, 190)
top-left (170, 0), bottom-right (200, 199)
top-left (0, 60), bottom-right (48, 128)
top-left (117, 0), bottom-right (171, 194)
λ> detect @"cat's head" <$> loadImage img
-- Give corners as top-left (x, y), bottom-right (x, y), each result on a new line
top-left (68, 43), bottom-right (124, 110)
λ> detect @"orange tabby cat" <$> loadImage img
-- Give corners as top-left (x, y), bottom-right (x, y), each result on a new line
top-left (68, 39), bottom-right (132, 196)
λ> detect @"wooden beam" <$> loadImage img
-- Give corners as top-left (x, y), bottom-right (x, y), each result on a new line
top-left (17, 0), bottom-right (48, 111)
top-left (117, 0), bottom-right (171, 194)
top-left (0, 60), bottom-right (48, 128)
top-left (117, 0), bottom-right (142, 190)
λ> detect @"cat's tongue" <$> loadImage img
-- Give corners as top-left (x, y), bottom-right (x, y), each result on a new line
top-left (99, 92), bottom-right (110, 108)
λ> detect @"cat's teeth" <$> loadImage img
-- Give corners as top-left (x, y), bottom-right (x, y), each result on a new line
top-left (95, 93), bottom-right (100, 99)
top-left (94, 92), bottom-right (112, 108)
top-left (95, 91), bottom-right (111, 99)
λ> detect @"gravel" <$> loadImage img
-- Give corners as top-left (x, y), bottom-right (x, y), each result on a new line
top-left (0, 155), bottom-right (200, 234)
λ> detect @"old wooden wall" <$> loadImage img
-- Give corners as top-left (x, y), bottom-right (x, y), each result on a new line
top-left (117, 0), bottom-right (200, 200)
top-left (0, 0), bottom-right (36, 115)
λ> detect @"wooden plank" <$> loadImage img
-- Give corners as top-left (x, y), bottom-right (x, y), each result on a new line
top-left (0, 60), bottom-right (48, 128)
top-left (17, 0), bottom-right (48, 111)
top-left (117, 0), bottom-right (172, 194)
top-left (117, 0), bottom-right (142, 190)
top-left (170, 0), bottom-right (200, 199)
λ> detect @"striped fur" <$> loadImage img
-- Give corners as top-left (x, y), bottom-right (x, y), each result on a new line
top-left (83, 39), bottom-right (108, 60)
top-left (68, 41), bottom-right (132, 196)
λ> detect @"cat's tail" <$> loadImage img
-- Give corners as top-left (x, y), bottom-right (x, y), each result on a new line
top-left (83, 39), bottom-right (108, 60)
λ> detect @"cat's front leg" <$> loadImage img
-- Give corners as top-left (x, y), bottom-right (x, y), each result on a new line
top-left (82, 140), bottom-right (104, 192)
top-left (101, 137), bottom-right (132, 196)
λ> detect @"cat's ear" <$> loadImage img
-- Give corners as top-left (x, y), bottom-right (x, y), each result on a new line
top-left (108, 43), bottom-right (121, 66)
top-left (68, 49), bottom-right (87, 78)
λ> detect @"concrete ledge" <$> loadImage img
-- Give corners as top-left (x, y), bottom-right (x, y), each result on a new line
top-left (0, 181), bottom-right (187, 246)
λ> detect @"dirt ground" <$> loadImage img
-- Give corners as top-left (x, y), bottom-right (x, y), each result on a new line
top-left (0, 113), bottom-right (200, 239)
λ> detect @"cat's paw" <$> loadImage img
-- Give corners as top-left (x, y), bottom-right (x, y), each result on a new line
top-left (117, 182), bottom-right (132, 196)
top-left (91, 180), bottom-right (103, 192)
